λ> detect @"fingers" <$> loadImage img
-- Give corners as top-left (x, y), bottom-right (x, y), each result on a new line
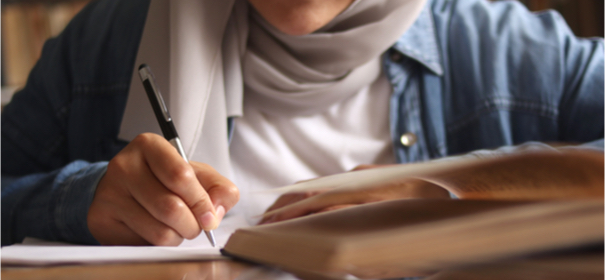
top-left (260, 200), bottom-right (357, 224)
top-left (258, 194), bottom-right (310, 224)
top-left (118, 195), bottom-right (184, 246)
top-left (90, 219), bottom-right (150, 246)
top-left (260, 191), bottom-right (356, 224)
top-left (260, 178), bottom-right (451, 224)
top-left (258, 190), bottom-right (327, 224)
top-left (350, 164), bottom-right (398, 171)
top-left (88, 197), bottom-right (150, 245)
top-left (190, 161), bottom-right (239, 222)
top-left (126, 170), bottom-right (201, 240)
top-left (139, 135), bottom-right (219, 231)
top-left (316, 204), bottom-right (356, 213)
top-left (89, 133), bottom-right (240, 246)
top-left (88, 179), bottom-right (183, 246)
top-left (265, 191), bottom-right (326, 213)
top-left (125, 134), bottom-right (240, 231)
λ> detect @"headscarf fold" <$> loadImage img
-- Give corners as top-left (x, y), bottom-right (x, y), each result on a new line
top-left (244, 0), bottom-right (427, 116)
top-left (119, 0), bottom-right (426, 180)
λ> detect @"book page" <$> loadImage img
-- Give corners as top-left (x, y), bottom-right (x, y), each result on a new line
top-left (423, 151), bottom-right (604, 199)
top-left (267, 150), bottom-right (604, 200)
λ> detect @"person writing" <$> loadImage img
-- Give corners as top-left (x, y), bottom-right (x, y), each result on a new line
top-left (2, 0), bottom-right (602, 246)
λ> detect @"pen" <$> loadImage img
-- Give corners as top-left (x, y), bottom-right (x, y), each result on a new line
top-left (138, 63), bottom-right (217, 247)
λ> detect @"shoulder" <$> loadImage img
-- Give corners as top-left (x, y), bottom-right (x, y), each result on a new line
top-left (428, 0), bottom-right (572, 44)
top-left (67, 0), bottom-right (150, 35)
top-left (426, 0), bottom-right (603, 81)
top-left (425, 0), bottom-right (584, 79)
top-left (58, 0), bottom-right (151, 84)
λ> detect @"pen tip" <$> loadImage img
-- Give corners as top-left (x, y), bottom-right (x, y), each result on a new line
top-left (205, 230), bottom-right (216, 247)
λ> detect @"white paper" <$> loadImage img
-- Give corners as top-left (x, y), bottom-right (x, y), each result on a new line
top-left (1, 214), bottom-right (251, 266)
top-left (1, 241), bottom-right (224, 266)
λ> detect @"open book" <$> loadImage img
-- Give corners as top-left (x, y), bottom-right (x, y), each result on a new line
top-left (222, 150), bottom-right (604, 279)
top-left (2, 150), bottom-right (602, 276)
top-left (265, 149), bottom-right (604, 200)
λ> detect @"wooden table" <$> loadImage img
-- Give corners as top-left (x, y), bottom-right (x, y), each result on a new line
top-left (425, 252), bottom-right (604, 280)
top-left (3, 251), bottom-right (603, 280)
top-left (1, 260), bottom-right (299, 280)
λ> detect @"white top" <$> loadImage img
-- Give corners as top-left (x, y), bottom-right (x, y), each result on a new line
top-left (229, 65), bottom-right (395, 222)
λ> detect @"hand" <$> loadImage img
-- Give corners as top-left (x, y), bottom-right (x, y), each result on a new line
top-left (260, 165), bottom-right (390, 217)
top-left (259, 164), bottom-right (449, 224)
top-left (87, 133), bottom-right (239, 245)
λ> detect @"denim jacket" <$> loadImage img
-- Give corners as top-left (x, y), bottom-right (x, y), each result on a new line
top-left (2, 0), bottom-right (603, 245)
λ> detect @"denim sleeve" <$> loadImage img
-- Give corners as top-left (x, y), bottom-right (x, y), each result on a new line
top-left (473, 4), bottom-right (605, 150)
top-left (0, 0), bottom-right (142, 246)
top-left (532, 5), bottom-right (604, 145)
top-left (442, 0), bottom-right (604, 150)
top-left (1, 161), bottom-right (106, 246)
top-left (555, 24), bottom-right (604, 145)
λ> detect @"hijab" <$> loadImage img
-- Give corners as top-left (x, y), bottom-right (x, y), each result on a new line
top-left (244, 0), bottom-right (426, 116)
top-left (119, 0), bottom-right (427, 180)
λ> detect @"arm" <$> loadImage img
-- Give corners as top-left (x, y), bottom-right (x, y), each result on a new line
top-left (442, 0), bottom-right (603, 153)
top-left (1, 0), bottom-right (239, 246)
top-left (556, 16), bottom-right (604, 146)
top-left (455, 1), bottom-right (603, 155)
top-left (1, 162), bottom-right (106, 245)
top-left (1, 3), bottom-right (105, 245)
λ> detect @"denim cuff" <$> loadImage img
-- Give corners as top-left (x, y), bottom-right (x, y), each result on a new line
top-left (52, 161), bottom-right (107, 245)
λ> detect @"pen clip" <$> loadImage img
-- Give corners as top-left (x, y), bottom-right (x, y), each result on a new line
top-left (138, 64), bottom-right (171, 123)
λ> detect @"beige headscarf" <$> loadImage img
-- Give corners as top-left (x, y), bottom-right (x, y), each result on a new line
top-left (119, 0), bottom-right (426, 180)
top-left (244, 0), bottom-right (426, 116)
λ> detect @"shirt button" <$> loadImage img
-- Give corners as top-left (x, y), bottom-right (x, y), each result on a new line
top-left (400, 132), bottom-right (417, 147)
top-left (389, 51), bottom-right (403, 63)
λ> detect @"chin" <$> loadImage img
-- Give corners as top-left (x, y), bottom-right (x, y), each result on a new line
top-left (247, 0), bottom-right (354, 36)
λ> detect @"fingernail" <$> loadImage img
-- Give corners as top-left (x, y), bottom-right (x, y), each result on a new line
top-left (216, 205), bottom-right (226, 221)
top-left (200, 211), bottom-right (217, 230)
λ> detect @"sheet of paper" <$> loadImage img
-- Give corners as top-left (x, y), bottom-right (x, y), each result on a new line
top-left (1, 241), bottom-right (224, 266)
top-left (1, 214), bottom-right (251, 266)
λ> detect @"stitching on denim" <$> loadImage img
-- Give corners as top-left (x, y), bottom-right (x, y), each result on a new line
top-left (447, 96), bottom-right (558, 133)
top-left (54, 164), bottom-right (86, 242)
top-left (51, 162), bottom-right (81, 242)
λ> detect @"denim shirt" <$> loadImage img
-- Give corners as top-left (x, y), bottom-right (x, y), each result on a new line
top-left (2, 0), bottom-right (603, 245)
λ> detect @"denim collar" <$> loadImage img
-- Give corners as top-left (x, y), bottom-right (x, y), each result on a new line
top-left (391, 3), bottom-right (444, 76)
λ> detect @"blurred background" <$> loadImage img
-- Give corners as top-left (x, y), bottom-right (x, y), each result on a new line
top-left (1, 0), bottom-right (604, 106)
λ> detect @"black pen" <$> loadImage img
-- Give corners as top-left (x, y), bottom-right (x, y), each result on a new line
top-left (138, 63), bottom-right (217, 247)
